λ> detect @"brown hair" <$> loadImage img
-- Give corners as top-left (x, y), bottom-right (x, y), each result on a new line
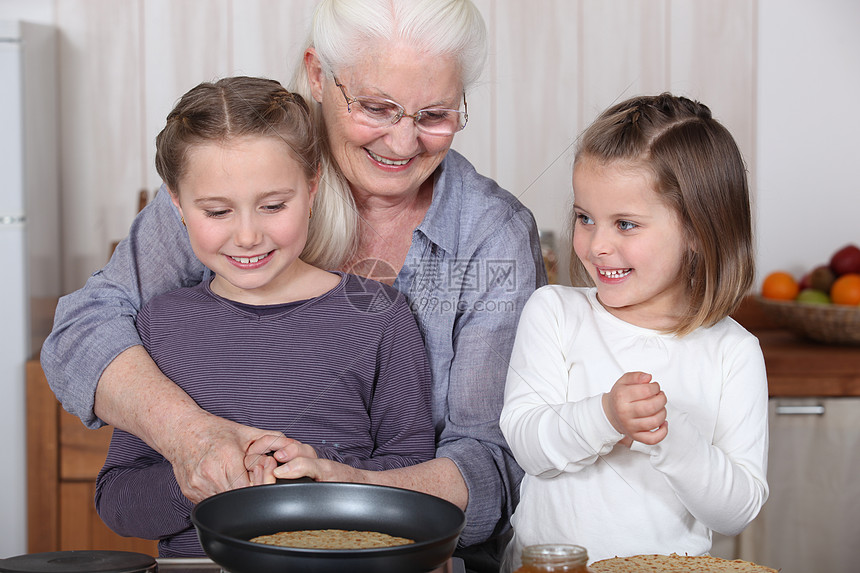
top-left (155, 76), bottom-right (323, 263)
top-left (570, 93), bottom-right (754, 336)
top-left (155, 76), bottom-right (319, 191)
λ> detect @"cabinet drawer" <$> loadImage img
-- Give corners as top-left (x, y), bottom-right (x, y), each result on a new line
top-left (60, 409), bottom-right (112, 480)
top-left (740, 397), bottom-right (860, 573)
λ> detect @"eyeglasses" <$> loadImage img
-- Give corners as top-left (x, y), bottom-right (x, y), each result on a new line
top-left (333, 76), bottom-right (468, 136)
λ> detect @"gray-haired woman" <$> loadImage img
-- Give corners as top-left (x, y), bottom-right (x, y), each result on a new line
top-left (43, 1), bottom-right (546, 570)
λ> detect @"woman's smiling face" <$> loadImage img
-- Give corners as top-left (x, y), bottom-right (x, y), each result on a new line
top-left (308, 41), bottom-right (464, 202)
top-left (572, 157), bottom-right (693, 330)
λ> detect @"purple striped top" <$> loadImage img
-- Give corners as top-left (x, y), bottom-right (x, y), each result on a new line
top-left (94, 272), bottom-right (434, 557)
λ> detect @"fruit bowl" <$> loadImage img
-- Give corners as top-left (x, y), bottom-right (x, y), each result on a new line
top-left (757, 297), bottom-right (860, 345)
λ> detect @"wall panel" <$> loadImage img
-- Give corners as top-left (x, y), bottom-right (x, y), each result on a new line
top-left (492, 0), bottom-right (581, 279)
top-left (50, 0), bottom-right (759, 290)
top-left (57, 0), bottom-right (143, 287)
top-left (141, 0), bottom-right (233, 203)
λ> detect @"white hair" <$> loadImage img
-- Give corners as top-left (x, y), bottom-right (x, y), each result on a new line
top-left (311, 0), bottom-right (487, 90)
top-left (293, 0), bottom-right (488, 270)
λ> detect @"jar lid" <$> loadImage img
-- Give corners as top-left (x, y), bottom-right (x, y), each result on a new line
top-left (0, 550), bottom-right (157, 573)
top-left (539, 229), bottom-right (556, 242)
top-left (522, 544), bottom-right (588, 566)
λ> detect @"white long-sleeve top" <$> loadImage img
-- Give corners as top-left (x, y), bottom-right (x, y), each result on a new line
top-left (500, 286), bottom-right (769, 563)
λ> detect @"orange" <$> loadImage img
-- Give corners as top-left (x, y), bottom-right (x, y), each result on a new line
top-left (761, 271), bottom-right (800, 301)
top-left (830, 273), bottom-right (860, 306)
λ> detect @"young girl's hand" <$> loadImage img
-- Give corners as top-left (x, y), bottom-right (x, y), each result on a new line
top-left (602, 371), bottom-right (668, 446)
top-left (244, 435), bottom-right (317, 485)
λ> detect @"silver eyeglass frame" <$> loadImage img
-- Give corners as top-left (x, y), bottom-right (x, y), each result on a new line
top-left (333, 75), bottom-right (468, 135)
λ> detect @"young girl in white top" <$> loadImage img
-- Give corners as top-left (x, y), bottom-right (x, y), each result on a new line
top-left (500, 93), bottom-right (769, 566)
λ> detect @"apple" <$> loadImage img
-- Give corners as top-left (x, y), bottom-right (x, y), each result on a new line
top-left (796, 288), bottom-right (830, 305)
top-left (808, 265), bottom-right (836, 293)
top-left (829, 244), bottom-right (860, 276)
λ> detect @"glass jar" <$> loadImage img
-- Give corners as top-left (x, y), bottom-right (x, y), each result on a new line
top-left (539, 230), bottom-right (559, 284)
top-left (513, 544), bottom-right (590, 572)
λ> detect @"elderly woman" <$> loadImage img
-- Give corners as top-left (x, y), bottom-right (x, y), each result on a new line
top-left (42, 0), bottom-right (545, 570)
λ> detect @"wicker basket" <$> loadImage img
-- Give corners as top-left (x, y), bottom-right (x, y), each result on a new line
top-left (757, 296), bottom-right (860, 345)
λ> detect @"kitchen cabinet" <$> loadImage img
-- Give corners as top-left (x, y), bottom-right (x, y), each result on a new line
top-left (739, 396), bottom-right (860, 573)
top-left (26, 359), bottom-right (156, 555)
top-left (713, 299), bottom-right (860, 572)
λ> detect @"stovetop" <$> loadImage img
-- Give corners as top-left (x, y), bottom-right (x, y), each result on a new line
top-left (0, 551), bottom-right (466, 573)
top-left (155, 557), bottom-right (465, 573)
top-left (0, 554), bottom-right (463, 573)
top-left (155, 558), bottom-right (222, 572)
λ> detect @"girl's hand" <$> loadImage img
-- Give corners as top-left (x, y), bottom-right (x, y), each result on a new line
top-left (273, 455), bottom-right (367, 484)
top-left (602, 371), bottom-right (668, 446)
top-left (244, 435), bottom-right (317, 485)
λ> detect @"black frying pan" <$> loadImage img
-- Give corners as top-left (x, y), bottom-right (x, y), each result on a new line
top-left (191, 481), bottom-right (465, 573)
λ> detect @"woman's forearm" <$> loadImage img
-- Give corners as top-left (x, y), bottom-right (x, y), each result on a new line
top-left (94, 345), bottom-right (204, 455)
top-left (275, 454), bottom-right (468, 510)
top-left (94, 345), bottom-right (288, 503)
top-left (380, 457), bottom-right (469, 510)
top-left (350, 457), bottom-right (469, 511)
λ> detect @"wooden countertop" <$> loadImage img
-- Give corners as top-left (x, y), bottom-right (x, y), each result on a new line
top-left (733, 297), bottom-right (860, 397)
top-left (752, 329), bottom-right (860, 397)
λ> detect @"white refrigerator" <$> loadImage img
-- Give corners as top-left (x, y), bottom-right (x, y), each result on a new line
top-left (0, 20), bottom-right (60, 557)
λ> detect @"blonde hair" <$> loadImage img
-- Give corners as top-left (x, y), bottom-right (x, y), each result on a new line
top-left (155, 76), bottom-right (326, 266)
top-left (290, 0), bottom-right (488, 269)
top-left (570, 93), bottom-right (754, 336)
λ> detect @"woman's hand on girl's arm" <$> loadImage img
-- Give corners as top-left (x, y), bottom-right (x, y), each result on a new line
top-left (168, 415), bottom-right (290, 501)
top-left (244, 436), bottom-right (318, 485)
top-left (602, 371), bottom-right (668, 446)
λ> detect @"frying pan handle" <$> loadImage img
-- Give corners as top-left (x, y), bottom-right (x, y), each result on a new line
top-left (275, 477), bottom-right (315, 484)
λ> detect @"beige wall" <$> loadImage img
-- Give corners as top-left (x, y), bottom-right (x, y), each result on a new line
top-left (1, 0), bottom-right (857, 292)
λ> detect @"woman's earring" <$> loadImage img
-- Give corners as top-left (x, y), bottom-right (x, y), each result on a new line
top-left (181, 216), bottom-right (186, 227)
top-left (309, 206), bottom-right (313, 219)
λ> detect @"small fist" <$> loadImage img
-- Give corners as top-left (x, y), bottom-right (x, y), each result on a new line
top-left (602, 371), bottom-right (668, 446)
